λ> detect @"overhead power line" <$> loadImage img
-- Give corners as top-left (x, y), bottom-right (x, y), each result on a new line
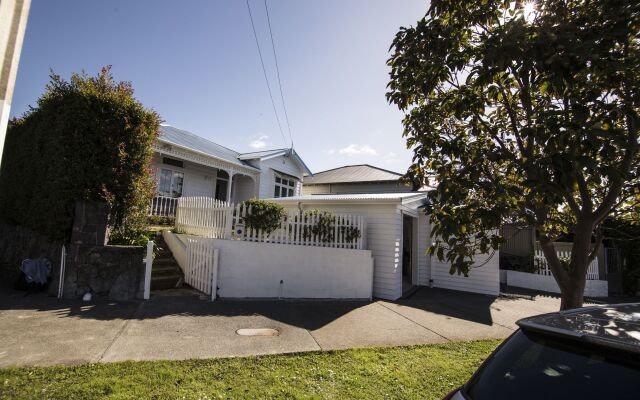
top-left (245, 0), bottom-right (288, 147)
top-left (264, 0), bottom-right (294, 148)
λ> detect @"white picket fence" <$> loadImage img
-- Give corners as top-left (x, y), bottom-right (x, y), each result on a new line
top-left (149, 195), bottom-right (179, 217)
top-left (185, 237), bottom-right (219, 300)
top-left (175, 197), bottom-right (232, 238)
top-left (534, 249), bottom-right (600, 280)
top-left (175, 196), bottom-right (366, 249)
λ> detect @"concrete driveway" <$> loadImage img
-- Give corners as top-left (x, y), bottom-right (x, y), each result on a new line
top-left (0, 286), bottom-right (586, 367)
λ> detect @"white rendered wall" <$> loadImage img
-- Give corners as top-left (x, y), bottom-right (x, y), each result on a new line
top-left (164, 231), bottom-right (374, 299)
top-left (279, 202), bottom-right (414, 300)
top-left (506, 270), bottom-right (608, 297)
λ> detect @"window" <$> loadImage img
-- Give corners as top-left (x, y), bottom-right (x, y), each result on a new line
top-left (274, 175), bottom-right (297, 198)
top-left (214, 170), bottom-right (230, 201)
top-left (158, 168), bottom-right (184, 197)
top-left (162, 157), bottom-right (184, 168)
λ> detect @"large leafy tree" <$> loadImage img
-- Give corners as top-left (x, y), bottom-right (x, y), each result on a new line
top-left (387, 0), bottom-right (640, 309)
top-left (0, 67), bottom-right (159, 243)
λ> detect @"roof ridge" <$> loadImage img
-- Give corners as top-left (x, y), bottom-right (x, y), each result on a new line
top-left (310, 164), bottom-right (403, 177)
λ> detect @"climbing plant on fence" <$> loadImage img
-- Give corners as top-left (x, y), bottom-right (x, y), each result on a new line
top-left (302, 210), bottom-right (361, 244)
top-left (0, 67), bottom-right (160, 242)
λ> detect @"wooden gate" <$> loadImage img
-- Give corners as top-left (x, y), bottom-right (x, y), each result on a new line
top-left (185, 237), bottom-right (219, 300)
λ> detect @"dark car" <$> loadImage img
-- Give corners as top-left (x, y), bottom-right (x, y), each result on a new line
top-left (444, 303), bottom-right (640, 400)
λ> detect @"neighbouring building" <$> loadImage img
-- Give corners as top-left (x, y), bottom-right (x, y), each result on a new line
top-left (0, 0), bottom-right (31, 168)
top-left (302, 164), bottom-right (413, 195)
top-left (151, 125), bottom-right (311, 206)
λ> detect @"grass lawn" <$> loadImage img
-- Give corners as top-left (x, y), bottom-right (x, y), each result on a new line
top-left (0, 340), bottom-right (500, 399)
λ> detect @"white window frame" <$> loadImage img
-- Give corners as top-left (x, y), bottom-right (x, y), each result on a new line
top-left (274, 173), bottom-right (297, 198)
top-left (158, 168), bottom-right (184, 198)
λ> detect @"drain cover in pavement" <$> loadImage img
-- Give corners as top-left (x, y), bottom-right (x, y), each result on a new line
top-left (236, 328), bottom-right (279, 336)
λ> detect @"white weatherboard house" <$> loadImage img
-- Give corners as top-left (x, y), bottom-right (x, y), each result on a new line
top-left (269, 193), bottom-right (499, 300)
top-left (151, 125), bottom-right (311, 209)
top-left (152, 127), bottom-right (500, 301)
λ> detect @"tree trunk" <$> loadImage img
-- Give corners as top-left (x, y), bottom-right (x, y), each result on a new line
top-left (539, 228), bottom-right (592, 311)
top-left (560, 274), bottom-right (587, 310)
top-left (558, 228), bottom-right (593, 310)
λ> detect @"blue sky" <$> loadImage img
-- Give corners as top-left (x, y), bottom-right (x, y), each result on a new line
top-left (12, 0), bottom-right (427, 173)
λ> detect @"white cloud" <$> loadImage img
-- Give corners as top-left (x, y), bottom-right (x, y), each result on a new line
top-left (382, 152), bottom-right (401, 164)
top-left (332, 144), bottom-right (378, 156)
top-left (249, 134), bottom-right (269, 149)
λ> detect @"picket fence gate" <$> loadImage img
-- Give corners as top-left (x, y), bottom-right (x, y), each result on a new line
top-left (184, 237), bottom-right (219, 300)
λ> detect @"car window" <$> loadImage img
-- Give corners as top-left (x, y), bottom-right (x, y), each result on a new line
top-left (465, 330), bottom-right (638, 400)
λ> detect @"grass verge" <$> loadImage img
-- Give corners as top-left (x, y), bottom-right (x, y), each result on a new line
top-left (0, 340), bottom-right (500, 399)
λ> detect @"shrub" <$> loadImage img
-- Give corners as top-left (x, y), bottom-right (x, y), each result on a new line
top-left (500, 253), bottom-right (538, 273)
top-left (147, 215), bottom-right (175, 226)
top-left (240, 199), bottom-right (286, 235)
top-left (0, 67), bottom-right (160, 242)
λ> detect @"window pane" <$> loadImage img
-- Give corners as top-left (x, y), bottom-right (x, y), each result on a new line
top-left (274, 186), bottom-right (280, 197)
top-left (172, 172), bottom-right (184, 197)
top-left (466, 331), bottom-right (640, 400)
top-left (275, 177), bottom-right (281, 184)
top-left (288, 188), bottom-right (294, 197)
top-left (159, 169), bottom-right (172, 195)
top-left (288, 180), bottom-right (295, 188)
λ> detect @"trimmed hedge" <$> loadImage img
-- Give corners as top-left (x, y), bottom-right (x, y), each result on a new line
top-left (0, 67), bottom-right (160, 242)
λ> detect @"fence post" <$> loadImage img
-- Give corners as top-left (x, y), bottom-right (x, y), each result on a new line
top-left (211, 249), bottom-right (219, 301)
top-left (224, 203), bottom-right (234, 239)
top-left (143, 240), bottom-right (154, 300)
top-left (57, 245), bottom-right (66, 299)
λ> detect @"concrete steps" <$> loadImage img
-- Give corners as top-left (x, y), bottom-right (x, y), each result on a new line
top-left (151, 233), bottom-right (183, 291)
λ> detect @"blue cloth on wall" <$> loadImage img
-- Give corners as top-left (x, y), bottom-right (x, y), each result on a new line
top-left (20, 258), bottom-right (51, 284)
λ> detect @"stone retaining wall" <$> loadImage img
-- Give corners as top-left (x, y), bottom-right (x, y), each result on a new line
top-left (0, 222), bottom-right (63, 285)
top-left (1, 201), bottom-right (145, 301)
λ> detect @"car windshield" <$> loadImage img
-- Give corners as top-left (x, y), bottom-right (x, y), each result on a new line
top-left (465, 330), bottom-right (638, 400)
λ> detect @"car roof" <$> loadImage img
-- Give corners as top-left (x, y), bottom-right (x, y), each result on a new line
top-left (517, 303), bottom-right (640, 354)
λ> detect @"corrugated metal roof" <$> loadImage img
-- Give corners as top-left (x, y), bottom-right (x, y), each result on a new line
top-left (158, 125), bottom-right (249, 168)
top-left (303, 164), bottom-right (403, 185)
top-left (267, 192), bottom-right (428, 204)
top-left (237, 149), bottom-right (289, 160)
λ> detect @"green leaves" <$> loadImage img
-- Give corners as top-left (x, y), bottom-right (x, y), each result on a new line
top-left (241, 199), bottom-right (286, 235)
top-left (0, 67), bottom-right (160, 242)
top-left (387, 0), bottom-right (640, 277)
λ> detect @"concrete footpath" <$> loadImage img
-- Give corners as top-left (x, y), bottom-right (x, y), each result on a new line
top-left (0, 287), bottom-right (581, 367)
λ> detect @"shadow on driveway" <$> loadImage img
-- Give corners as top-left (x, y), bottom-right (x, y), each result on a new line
top-left (0, 283), bottom-right (515, 329)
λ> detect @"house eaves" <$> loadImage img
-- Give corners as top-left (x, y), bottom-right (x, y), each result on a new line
top-left (267, 192), bottom-right (428, 205)
top-left (239, 148), bottom-right (313, 176)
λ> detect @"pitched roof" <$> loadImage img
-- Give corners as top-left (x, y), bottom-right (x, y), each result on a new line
top-left (239, 148), bottom-right (313, 176)
top-left (157, 125), bottom-right (312, 175)
top-left (303, 164), bottom-right (403, 185)
top-left (158, 125), bottom-right (249, 168)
